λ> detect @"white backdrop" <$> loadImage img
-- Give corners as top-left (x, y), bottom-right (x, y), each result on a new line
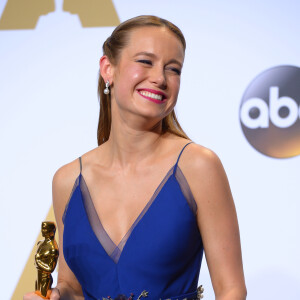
top-left (1, 0), bottom-right (299, 299)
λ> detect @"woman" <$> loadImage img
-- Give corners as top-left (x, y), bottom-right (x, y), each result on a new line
top-left (24, 15), bottom-right (246, 300)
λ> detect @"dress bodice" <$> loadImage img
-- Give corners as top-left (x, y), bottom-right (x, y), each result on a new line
top-left (62, 142), bottom-right (204, 300)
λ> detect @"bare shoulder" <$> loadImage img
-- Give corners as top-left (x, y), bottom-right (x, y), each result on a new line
top-left (52, 157), bottom-right (82, 217)
top-left (52, 146), bottom-right (102, 210)
top-left (180, 142), bottom-right (224, 175)
top-left (179, 143), bottom-right (232, 207)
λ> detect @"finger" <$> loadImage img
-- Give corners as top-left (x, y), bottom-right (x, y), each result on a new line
top-left (50, 287), bottom-right (61, 300)
top-left (23, 292), bottom-right (43, 300)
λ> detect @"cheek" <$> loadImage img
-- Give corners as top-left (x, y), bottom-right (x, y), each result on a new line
top-left (114, 66), bottom-right (146, 105)
top-left (127, 65), bottom-right (146, 82)
top-left (169, 78), bottom-right (181, 95)
top-left (117, 66), bottom-right (146, 94)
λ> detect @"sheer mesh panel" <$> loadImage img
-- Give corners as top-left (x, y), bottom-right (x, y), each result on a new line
top-left (62, 176), bottom-right (80, 224)
top-left (80, 166), bottom-right (174, 264)
top-left (80, 176), bottom-right (117, 257)
top-left (174, 166), bottom-right (197, 216)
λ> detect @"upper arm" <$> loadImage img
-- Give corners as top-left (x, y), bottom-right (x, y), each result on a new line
top-left (181, 144), bottom-right (246, 296)
top-left (52, 163), bottom-right (83, 295)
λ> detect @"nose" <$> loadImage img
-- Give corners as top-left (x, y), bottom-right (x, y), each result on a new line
top-left (149, 65), bottom-right (167, 90)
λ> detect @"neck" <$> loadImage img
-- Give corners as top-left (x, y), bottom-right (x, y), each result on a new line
top-left (104, 108), bottom-right (168, 170)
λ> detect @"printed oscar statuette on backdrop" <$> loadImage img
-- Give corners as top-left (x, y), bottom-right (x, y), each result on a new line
top-left (34, 221), bottom-right (59, 299)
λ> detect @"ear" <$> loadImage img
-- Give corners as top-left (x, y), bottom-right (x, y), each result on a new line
top-left (99, 55), bottom-right (114, 84)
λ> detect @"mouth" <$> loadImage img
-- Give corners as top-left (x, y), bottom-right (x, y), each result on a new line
top-left (137, 89), bottom-right (167, 104)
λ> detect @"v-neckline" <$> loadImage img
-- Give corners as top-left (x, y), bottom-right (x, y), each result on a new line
top-left (79, 164), bottom-right (175, 264)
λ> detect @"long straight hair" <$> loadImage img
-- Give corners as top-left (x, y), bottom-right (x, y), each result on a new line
top-left (97, 15), bottom-right (190, 146)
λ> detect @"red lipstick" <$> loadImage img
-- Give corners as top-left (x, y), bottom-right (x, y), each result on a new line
top-left (137, 89), bottom-right (167, 104)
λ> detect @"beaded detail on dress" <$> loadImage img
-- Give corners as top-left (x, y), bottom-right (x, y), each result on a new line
top-left (102, 285), bottom-right (204, 300)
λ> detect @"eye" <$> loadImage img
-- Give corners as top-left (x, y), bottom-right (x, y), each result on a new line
top-left (136, 59), bottom-right (152, 65)
top-left (171, 68), bottom-right (181, 75)
top-left (167, 67), bottom-right (181, 75)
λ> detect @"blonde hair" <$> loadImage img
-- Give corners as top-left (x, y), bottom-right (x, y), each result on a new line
top-left (97, 15), bottom-right (189, 145)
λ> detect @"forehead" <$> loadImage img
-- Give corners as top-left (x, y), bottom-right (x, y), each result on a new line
top-left (123, 26), bottom-right (185, 61)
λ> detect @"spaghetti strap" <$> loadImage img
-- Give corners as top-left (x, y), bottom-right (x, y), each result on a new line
top-left (173, 141), bottom-right (194, 174)
top-left (79, 156), bottom-right (82, 174)
top-left (62, 157), bottom-right (82, 224)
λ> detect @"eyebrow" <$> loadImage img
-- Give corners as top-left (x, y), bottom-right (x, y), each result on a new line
top-left (133, 51), bottom-right (183, 67)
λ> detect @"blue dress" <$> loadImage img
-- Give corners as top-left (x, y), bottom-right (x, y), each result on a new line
top-left (63, 142), bottom-right (204, 300)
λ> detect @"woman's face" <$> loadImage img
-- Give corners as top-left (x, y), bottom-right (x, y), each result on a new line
top-left (111, 26), bottom-right (185, 123)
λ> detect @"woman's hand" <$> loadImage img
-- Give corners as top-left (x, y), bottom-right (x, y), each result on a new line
top-left (23, 287), bottom-right (60, 300)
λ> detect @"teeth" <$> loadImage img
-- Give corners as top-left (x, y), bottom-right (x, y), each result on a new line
top-left (140, 90), bottom-right (163, 101)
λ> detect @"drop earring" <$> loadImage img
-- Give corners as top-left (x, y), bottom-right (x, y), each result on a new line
top-left (104, 80), bottom-right (110, 95)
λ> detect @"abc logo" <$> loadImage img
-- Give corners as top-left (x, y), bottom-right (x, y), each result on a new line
top-left (240, 65), bottom-right (300, 158)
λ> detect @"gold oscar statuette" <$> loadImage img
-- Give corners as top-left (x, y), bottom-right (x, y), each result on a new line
top-left (34, 221), bottom-right (59, 299)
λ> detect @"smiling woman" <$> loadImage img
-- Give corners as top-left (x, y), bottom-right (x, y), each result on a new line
top-left (97, 16), bottom-right (188, 145)
top-left (24, 15), bottom-right (246, 300)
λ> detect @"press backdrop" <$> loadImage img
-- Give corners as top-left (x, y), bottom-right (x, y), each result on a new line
top-left (1, 0), bottom-right (299, 299)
